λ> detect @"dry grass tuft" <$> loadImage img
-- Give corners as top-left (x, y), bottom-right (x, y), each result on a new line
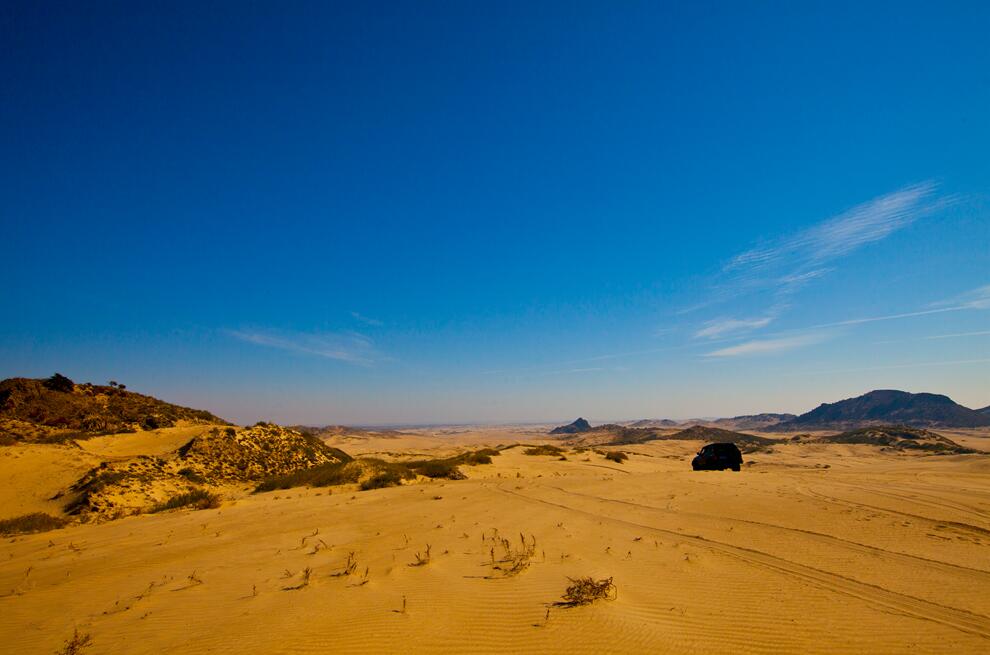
top-left (56, 628), bottom-right (93, 655)
top-left (329, 551), bottom-right (358, 577)
top-left (552, 576), bottom-right (616, 607)
top-left (409, 544), bottom-right (432, 567)
top-left (482, 530), bottom-right (538, 578)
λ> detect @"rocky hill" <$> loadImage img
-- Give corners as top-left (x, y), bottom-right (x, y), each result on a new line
top-left (771, 390), bottom-right (990, 430)
top-left (0, 373), bottom-right (228, 442)
top-left (812, 425), bottom-right (974, 454)
top-left (550, 417), bottom-right (593, 434)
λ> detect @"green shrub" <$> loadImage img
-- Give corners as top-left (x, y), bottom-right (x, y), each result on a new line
top-left (0, 512), bottom-right (68, 535)
top-left (254, 461), bottom-right (362, 492)
top-left (523, 444), bottom-right (565, 456)
top-left (149, 488), bottom-right (221, 513)
top-left (410, 459), bottom-right (466, 480)
top-left (360, 469), bottom-right (407, 490)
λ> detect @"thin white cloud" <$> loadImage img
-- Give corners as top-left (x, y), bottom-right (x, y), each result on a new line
top-left (689, 182), bottom-right (948, 335)
top-left (350, 311), bottom-right (384, 327)
top-left (787, 357), bottom-right (990, 376)
top-left (808, 283), bottom-right (990, 330)
top-left (875, 329), bottom-right (990, 344)
top-left (931, 283), bottom-right (990, 310)
top-left (695, 315), bottom-right (775, 339)
top-left (726, 182), bottom-right (941, 276)
top-left (925, 329), bottom-right (990, 340)
top-left (704, 331), bottom-right (831, 358)
top-left (226, 328), bottom-right (383, 365)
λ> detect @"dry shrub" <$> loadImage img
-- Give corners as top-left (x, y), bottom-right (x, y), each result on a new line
top-left (0, 512), bottom-right (68, 536)
top-left (56, 628), bottom-right (93, 655)
top-left (552, 577), bottom-right (616, 607)
top-left (485, 531), bottom-right (537, 578)
top-left (149, 488), bottom-right (220, 513)
top-left (604, 451), bottom-right (628, 463)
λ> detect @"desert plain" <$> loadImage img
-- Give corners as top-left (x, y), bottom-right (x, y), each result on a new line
top-left (2, 424), bottom-right (990, 654)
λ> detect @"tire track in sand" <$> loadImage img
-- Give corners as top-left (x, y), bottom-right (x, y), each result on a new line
top-left (496, 484), bottom-right (990, 640)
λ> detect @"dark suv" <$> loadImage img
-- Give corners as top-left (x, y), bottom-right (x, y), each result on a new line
top-left (691, 443), bottom-right (742, 471)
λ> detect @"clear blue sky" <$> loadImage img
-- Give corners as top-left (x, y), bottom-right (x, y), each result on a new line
top-left (2, 2), bottom-right (988, 425)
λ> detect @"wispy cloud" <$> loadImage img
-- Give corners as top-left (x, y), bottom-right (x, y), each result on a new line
top-left (350, 311), bottom-right (384, 327)
top-left (931, 283), bottom-right (990, 310)
top-left (689, 182), bottom-right (948, 338)
top-left (695, 315), bottom-right (776, 339)
top-left (787, 357), bottom-right (990, 376)
top-left (808, 283), bottom-right (990, 330)
top-left (226, 328), bottom-right (383, 365)
top-left (875, 329), bottom-right (990, 344)
top-left (726, 182), bottom-right (941, 278)
top-left (704, 331), bottom-right (832, 358)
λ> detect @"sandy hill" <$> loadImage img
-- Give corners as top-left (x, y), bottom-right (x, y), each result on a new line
top-left (0, 374), bottom-right (228, 443)
top-left (812, 425), bottom-right (974, 454)
top-left (65, 423), bottom-right (354, 519)
top-left (773, 390), bottom-right (990, 430)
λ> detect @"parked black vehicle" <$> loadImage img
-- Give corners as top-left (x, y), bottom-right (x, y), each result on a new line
top-left (691, 442), bottom-right (742, 471)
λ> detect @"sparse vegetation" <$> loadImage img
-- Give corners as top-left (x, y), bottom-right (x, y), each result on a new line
top-left (360, 468), bottom-right (408, 490)
top-left (176, 467), bottom-right (207, 484)
top-left (55, 628), bottom-right (93, 655)
top-left (483, 530), bottom-right (538, 578)
top-left (552, 576), bottom-right (617, 607)
top-left (255, 461), bottom-right (362, 492)
top-left (604, 451), bottom-right (628, 463)
top-left (523, 444), bottom-right (565, 456)
top-left (0, 512), bottom-right (68, 536)
top-left (149, 488), bottom-right (221, 513)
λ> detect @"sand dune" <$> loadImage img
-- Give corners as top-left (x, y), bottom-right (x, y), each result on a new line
top-left (2, 429), bottom-right (989, 653)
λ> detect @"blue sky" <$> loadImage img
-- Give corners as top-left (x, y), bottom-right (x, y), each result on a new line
top-left (2, 2), bottom-right (988, 424)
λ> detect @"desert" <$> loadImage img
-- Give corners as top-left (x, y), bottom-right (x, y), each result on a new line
top-left (2, 378), bottom-right (989, 654)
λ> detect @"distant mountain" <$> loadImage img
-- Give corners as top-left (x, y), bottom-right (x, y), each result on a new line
top-left (627, 418), bottom-right (679, 428)
top-left (710, 413), bottom-right (797, 431)
top-left (979, 405), bottom-right (990, 415)
top-left (812, 425), bottom-right (974, 454)
top-left (609, 424), bottom-right (779, 450)
top-left (773, 390), bottom-right (990, 431)
top-left (549, 417), bottom-right (592, 434)
top-left (0, 373), bottom-right (229, 443)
